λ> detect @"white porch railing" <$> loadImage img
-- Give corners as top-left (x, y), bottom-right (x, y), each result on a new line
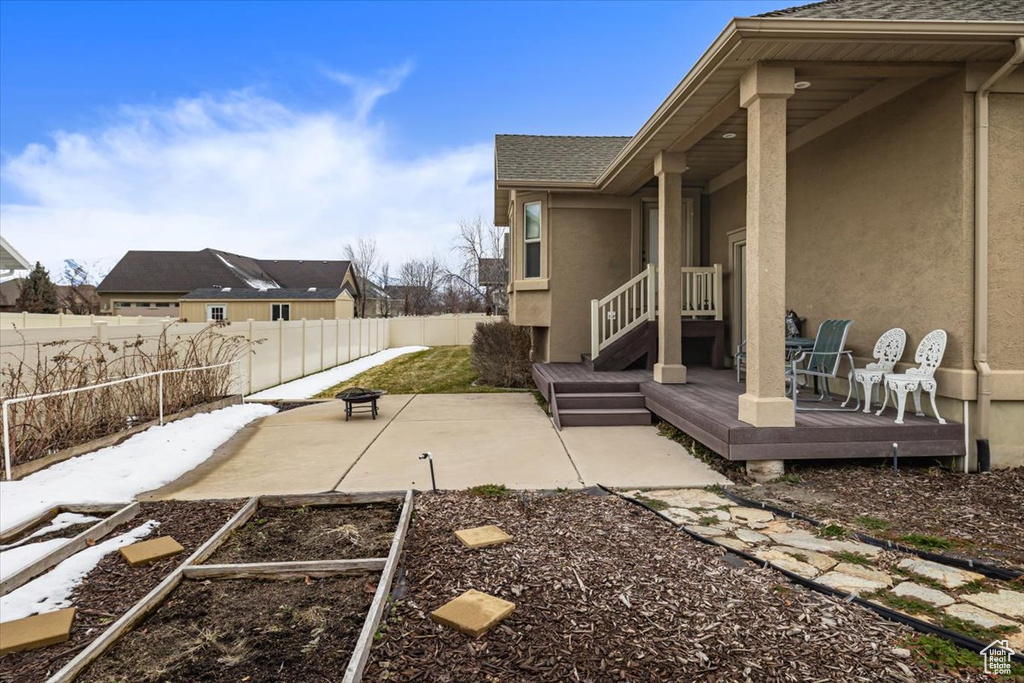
top-left (681, 264), bottom-right (723, 321)
top-left (590, 264), bottom-right (656, 359)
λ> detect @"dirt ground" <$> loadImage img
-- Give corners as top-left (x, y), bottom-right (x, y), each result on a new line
top-left (0, 501), bottom-right (240, 683)
top-left (78, 575), bottom-right (375, 683)
top-left (734, 465), bottom-right (1024, 570)
top-left (365, 491), bottom-right (989, 682)
top-left (206, 503), bottom-right (399, 564)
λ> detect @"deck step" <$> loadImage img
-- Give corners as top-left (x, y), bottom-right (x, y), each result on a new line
top-left (555, 392), bottom-right (646, 410)
top-left (557, 408), bottom-right (652, 427)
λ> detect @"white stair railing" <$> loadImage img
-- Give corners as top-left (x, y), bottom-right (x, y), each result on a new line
top-left (681, 264), bottom-right (723, 320)
top-left (590, 264), bottom-right (656, 360)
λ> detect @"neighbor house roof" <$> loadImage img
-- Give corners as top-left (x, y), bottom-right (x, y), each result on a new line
top-left (98, 249), bottom-right (355, 295)
top-left (495, 135), bottom-right (632, 184)
top-left (0, 236), bottom-right (31, 272)
top-left (181, 287), bottom-right (346, 301)
top-left (757, 0), bottom-right (1024, 22)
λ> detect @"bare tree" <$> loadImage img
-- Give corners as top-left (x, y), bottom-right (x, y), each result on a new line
top-left (398, 255), bottom-right (444, 316)
top-left (451, 216), bottom-right (507, 313)
top-left (343, 236), bottom-right (381, 317)
top-left (59, 259), bottom-right (103, 314)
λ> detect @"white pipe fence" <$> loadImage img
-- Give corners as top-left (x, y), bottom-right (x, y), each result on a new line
top-left (1, 358), bottom-right (244, 480)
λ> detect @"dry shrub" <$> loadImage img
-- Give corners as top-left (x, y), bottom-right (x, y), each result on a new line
top-left (470, 319), bottom-right (533, 388)
top-left (0, 322), bottom-right (249, 468)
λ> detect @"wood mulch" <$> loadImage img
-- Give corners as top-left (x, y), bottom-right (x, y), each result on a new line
top-left (365, 491), bottom-right (985, 682)
top-left (0, 500), bottom-right (241, 683)
top-left (734, 465), bottom-right (1024, 570)
top-left (206, 503), bottom-right (399, 564)
top-left (77, 575), bottom-right (375, 683)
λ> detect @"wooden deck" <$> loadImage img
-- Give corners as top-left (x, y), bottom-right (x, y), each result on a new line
top-left (533, 363), bottom-right (965, 461)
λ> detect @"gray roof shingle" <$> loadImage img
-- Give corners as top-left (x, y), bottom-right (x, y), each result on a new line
top-left (181, 287), bottom-right (345, 300)
top-left (757, 0), bottom-right (1024, 21)
top-left (495, 135), bottom-right (631, 185)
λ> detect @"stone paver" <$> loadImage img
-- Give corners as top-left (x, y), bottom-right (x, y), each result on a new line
top-left (832, 562), bottom-right (892, 588)
top-left (771, 546), bottom-right (839, 573)
top-left (730, 507), bottom-right (773, 524)
top-left (119, 536), bottom-right (184, 566)
top-left (454, 525), bottom-right (513, 549)
top-left (768, 531), bottom-right (881, 558)
top-left (0, 608), bottom-right (75, 655)
top-left (816, 570), bottom-right (890, 594)
top-left (642, 489), bottom-right (731, 509)
top-left (759, 553), bottom-right (820, 579)
top-left (684, 525), bottom-right (727, 538)
top-left (430, 589), bottom-right (515, 637)
top-left (943, 603), bottom-right (1018, 630)
top-left (716, 537), bottom-right (750, 552)
top-left (896, 558), bottom-right (985, 590)
top-left (734, 528), bottom-right (771, 545)
top-left (962, 589), bottom-right (1024, 620)
top-left (891, 582), bottom-right (955, 608)
top-left (662, 508), bottom-right (699, 524)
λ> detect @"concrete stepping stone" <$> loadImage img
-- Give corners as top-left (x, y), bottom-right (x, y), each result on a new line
top-left (892, 581), bottom-right (955, 608)
top-left (943, 603), bottom-right (1018, 631)
top-left (771, 546), bottom-right (839, 573)
top-left (832, 562), bottom-right (892, 588)
top-left (816, 570), bottom-right (890, 594)
top-left (454, 525), bottom-right (512, 549)
top-left (962, 589), bottom-right (1024, 620)
top-left (768, 531), bottom-right (880, 558)
top-left (430, 589), bottom-right (515, 638)
top-left (644, 489), bottom-right (731, 509)
top-left (0, 608), bottom-right (75, 655)
top-left (896, 558), bottom-right (984, 589)
top-left (684, 525), bottom-right (727, 538)
top-left (734, 528), bottom-right (771, 545)
top-left (119, 536), bottom-right (184, 567)
top-left (662, 507), bottom-right (699, 525)
top-left (730, 507), bottom-right (773, 524)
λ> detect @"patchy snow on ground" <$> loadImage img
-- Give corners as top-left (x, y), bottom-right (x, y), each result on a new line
top-left (0, 512), bottom-right (101, 551)
top-left (0, 538), bottom-right (69, 582)
top-left (248, 346), bottom-right (428, 400)
top-left (0, 520), bottom-right (158, 620)
top-left (0, 403), bottom-right (276, 535)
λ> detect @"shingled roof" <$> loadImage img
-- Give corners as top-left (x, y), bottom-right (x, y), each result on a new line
top-left (757, 0), bottom-right (1024, 22)
top-left (495, 135), bottom-right (631, 185)
top-left (98, 249), bottom-right (354, 294)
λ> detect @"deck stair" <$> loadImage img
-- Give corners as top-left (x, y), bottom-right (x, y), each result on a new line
top-left (549, 381), bottom-right (651, 428)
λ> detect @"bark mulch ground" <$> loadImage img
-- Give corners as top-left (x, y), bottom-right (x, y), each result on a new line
top-left (77, 575), bottom-right (375, 683)
top-left (733, 465), bottom-right (1024, 570)
top-left (0, 500), bottom-right (241, 683)
top-left (206, 503), bottom-right (400, 564)
top-left (365, 491), bottom-right (986, 682)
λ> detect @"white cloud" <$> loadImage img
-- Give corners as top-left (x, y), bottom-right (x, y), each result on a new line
top-left (0, 74), bottom-right (493, 281)
top-left (323, 61), bottom-right (415, 123)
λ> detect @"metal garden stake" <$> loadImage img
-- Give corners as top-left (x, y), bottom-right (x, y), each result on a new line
top-left (419, 452), bottom-right (437, 492)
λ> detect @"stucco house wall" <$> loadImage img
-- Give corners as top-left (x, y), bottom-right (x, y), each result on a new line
top-left (179, 298), bottom-right (348, 322)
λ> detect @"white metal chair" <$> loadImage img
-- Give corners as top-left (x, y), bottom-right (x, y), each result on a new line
top-left (876, 329), bottom-right (947, 425)
top-left (843, 328), bottom-right (906, 414)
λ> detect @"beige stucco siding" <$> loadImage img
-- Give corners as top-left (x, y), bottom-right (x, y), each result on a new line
top-left (548, 205), bottom-right (632, 362)
top-left (179, 299), bottom-right (345, 322)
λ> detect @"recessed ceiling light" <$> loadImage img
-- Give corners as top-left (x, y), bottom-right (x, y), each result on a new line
top-left (722, 132), bottom-right (737, 139)
top-left (794, 81), bottom-right (812, 89)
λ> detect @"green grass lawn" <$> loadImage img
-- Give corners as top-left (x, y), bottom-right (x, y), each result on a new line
top-left (315, 346), bottom-right (528, 397)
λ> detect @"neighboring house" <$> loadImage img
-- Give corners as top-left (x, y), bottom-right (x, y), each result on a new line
top-left (361, 280), bottom-right (405, 318)
top-left (0, 236), bottom-right (31, 279)
top-left (0, 279), bottom-right (101, 314)
top-left (478, 257), bottom-right (509, 315)
top-left (179, 287), bottom-right (355, 322)
top-left (97, 249), bottom-right (360, 317)
top-left (496, 0), bottom-right (1024, 472)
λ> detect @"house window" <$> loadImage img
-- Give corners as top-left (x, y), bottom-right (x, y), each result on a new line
top-left (206, 304), bottom-right (227, 322)
top-left (524, 201), bottom-right (542, 278)
top-left (272, 303), bottom-right (291, 321)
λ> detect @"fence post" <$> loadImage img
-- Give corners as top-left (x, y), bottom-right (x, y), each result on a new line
top-left (95, 320), bottom-right (109, 344)
top-left (278, 318), bottom-right (284, 386)
top-left (2, 401), bottom-right (11, 481)
top-left (336, 318), bottom-right (341, 366)
top-left (301, 319), bottom-right (307, 377)
top-left (158, 372), bottom-right (165, 425)
top-left (319, 319), bottom-right (325, 372)
top-left (421, 316), bottom-right (426, 346)
top-left (247, 319), bottom-right (255, 395)
top-left (22, 312), bottom-right (28, 328)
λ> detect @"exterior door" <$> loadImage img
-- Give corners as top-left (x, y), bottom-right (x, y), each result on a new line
top-left (641, 203), bottom-right (659, 268)
top-left (730, 237), bottom-right (747, 360)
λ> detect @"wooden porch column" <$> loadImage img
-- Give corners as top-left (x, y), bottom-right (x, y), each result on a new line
top-left (738, 64), bottom-right (795, 428)
top-left (654, 151), bottom-right (688, 384)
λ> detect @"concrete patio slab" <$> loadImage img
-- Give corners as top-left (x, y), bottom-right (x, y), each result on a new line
top-left (394, 393), bottom-right (544, 422)
top-left (556, 426), bottom-right (730, 488)
top-left (147, 396), bottom-right (414, 500)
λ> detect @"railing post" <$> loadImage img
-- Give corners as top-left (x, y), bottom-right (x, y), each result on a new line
top-left (646, 264), bottom-right (657, 321)
top-left (713, 263), bottom-right (724, 321)
top-left (590, 299), bottom-right (600, 359)
top-left (158, 372), bottom-right (165, 425)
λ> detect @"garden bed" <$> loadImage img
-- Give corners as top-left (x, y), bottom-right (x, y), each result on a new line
top-left (0, 501), bottom-right (241, 682)
top-left (205, 502), bottom-right (399, 564)
top-left (365, 491), bottom-right (992, 681)
top-left (76, 575), bottom-right (375, 682)
top-left (733, 465), bottom-right (1024, 570)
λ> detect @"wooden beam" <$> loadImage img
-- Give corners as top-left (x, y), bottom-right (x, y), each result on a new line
top-left (183, 558), bottom-right (386, 580)
top-left (708, 77), bottom-right (928, 193)
top-left (258, 491), bottom-right (405, 508)
top-left (1, 502), bottom-right (140, 597)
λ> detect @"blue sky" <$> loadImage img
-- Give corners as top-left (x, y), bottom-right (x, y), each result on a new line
top-left (0, 0), bottom-right (785, 278)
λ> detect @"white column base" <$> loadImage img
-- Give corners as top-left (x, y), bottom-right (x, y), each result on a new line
top-left (746, 459), bottom-right (786, 482)
top-left (653, 363), bottom-right (687, 384)
top-left (738, 393), bottom-right (795, 427)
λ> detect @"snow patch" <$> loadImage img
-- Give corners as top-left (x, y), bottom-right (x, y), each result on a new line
top-left (0, 513), bottom-right (101, 551)
top-left (0, 403), bottom-right (276, 535)
top-left (0, 520), bottom-right (159, 620)
top-left (0, 539), bottom-right (69, 582)
top-left (215, 253), bottom-right (279, 289)
top-left (248, 346), bottom-right (428, 400)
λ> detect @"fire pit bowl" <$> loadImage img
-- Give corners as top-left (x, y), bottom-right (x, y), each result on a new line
top-left (334, 388), bottom-right (386, 421)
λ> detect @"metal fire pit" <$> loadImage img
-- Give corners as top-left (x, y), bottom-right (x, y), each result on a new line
top-left (335, 388), bottom-right (386, 421)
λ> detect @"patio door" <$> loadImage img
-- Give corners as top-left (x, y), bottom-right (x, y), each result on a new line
top-left (728, 229), bottom-right (747, 363)
top-left (641, 202), bottom-right (659, 268)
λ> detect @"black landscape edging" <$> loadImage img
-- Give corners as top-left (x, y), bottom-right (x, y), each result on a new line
top-left (601, 485), bottom-right (1024, 664)
top-left (719, 488), bottom-right (1023, 582)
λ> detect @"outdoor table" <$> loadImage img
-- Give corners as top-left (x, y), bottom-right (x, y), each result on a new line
top-left (786, 336), bottom-right (818, 391)
top-left (335, 389), bottom-right (387, 421)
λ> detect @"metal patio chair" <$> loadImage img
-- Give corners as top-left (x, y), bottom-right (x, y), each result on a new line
top-left (786, 318), bottom-right (858, 411)
top-left (876, 329), bottom-right (947, 425)
top-left (843, 327), bottom-right (907, 414)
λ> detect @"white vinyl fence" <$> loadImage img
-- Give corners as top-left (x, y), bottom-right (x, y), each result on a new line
top-left (0, 312), bottom-right (171, 328)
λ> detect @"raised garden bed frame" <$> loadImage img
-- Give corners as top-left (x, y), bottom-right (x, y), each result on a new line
top-left (45, 490), bottom-right (413, 683)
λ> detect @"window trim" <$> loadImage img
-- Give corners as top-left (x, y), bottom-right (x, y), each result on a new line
top-left (523, 200), bottom-right (542, 279)
top-left (206, 304), bottom-right (227, 322)
top-left (271, 303), bottom-right (291, 321)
